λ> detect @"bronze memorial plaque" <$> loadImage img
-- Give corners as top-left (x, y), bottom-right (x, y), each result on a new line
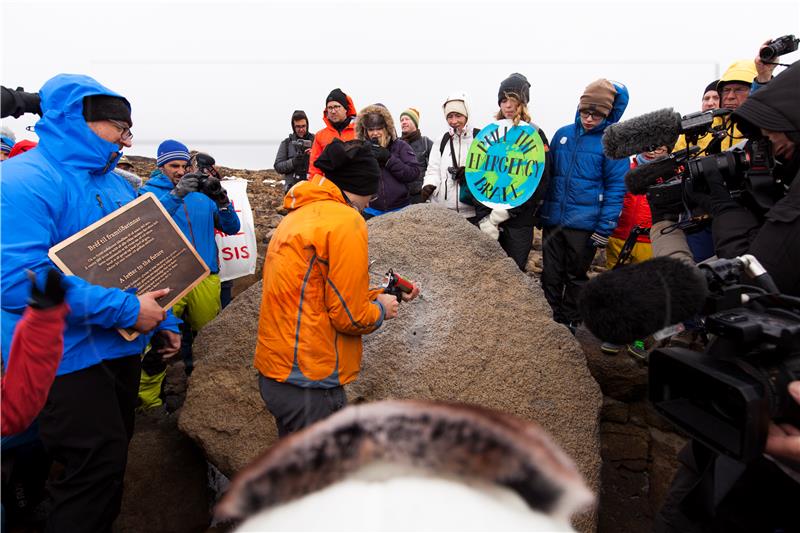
top-left (49, 192), bottom-right (209, 341)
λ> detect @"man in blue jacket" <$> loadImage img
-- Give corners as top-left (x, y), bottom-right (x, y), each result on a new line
top-left (0, 74), bottom-right (182, 532)
top-left (539, 79), bottom-right (629, 333)
top-left (139, 140), bottom-right (240, 381)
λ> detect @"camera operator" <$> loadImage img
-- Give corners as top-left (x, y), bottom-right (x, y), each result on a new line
top-left (1, 86), bottom-right (41, 119)
top-left (654, 61), bottom-right (800, 533)
top-left (274, 110), bottom-right (315, 193)
top-left (139, 141), bottom-right (240, 391)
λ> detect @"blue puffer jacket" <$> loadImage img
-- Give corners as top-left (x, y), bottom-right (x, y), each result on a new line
top-left (539, 82), bottom-right (630, 236)
top-left (140, 171), bottom-right (240, 272)
top-left (1, 74), bottom-right (180, 376)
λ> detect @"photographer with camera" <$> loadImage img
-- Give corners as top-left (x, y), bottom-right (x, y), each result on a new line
top-left (355, 104), bottom-right (419, 219)
top-left (421, 92), bottom-right (477, 218)
top-left (650, 61), bottom-right (800, 532)
top-left (274, 110), bottom-right (315, 193)
top-left (139, 140), bottom-right (240, 394)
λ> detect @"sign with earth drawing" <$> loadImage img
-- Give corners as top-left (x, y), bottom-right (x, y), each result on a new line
top-left (465, 120), bottom-right (546, 209)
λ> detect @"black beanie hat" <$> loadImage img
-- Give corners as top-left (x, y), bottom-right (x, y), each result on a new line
top-left (82, 94), bottom-right (132, 126)
top-left (703, 80), bottom-right (720, 96)
top-left (498, 73), bottom-right (531, 106)
top-left (326, 88), bottom-right (349, 111)
top-left (314, 139), bottom-right (379, 196)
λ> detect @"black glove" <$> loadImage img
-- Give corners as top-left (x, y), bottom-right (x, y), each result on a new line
top-left (292, 152), bottom-right (306, 168)
top-left (201, 176), bottom-right (231, 207)
top-left (646, 183), bottom-right (684, 224)
top-left (141, 331), bottom-right (168, 376)
top-left (370, 144), bottom-right (391, 167)
top-left (421, 184), bottom-right (436, 202)
top-left (702, 162), bottom-right (740, 216)
top-left (172, 172), bottom-right (202, 199)
top-left (27, 269), bottom-right (66, 309)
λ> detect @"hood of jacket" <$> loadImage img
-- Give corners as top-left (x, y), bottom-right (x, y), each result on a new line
top-left (321, 93), bottom-right (358, 130)
top-left (443, 91), bottom-right (472, 129)
top-left (35, 74), bottom-right (130, 174)
top-left (573, 81), bottom-right (629, 134)
top-left (733, 60), bottom-right (800, 141)
top-left (284, 174), bottom-right (349, 212)
top-left (144, 168), bottom-right (174, 193)
top-left (355, 104), bottom-right (398, 142)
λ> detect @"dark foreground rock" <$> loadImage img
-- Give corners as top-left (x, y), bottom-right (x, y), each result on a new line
top-left (179, 205), bottom-right (603, 531)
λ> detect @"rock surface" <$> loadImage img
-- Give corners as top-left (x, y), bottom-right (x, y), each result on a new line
top-left (179, 204), bottom-right (603, 531)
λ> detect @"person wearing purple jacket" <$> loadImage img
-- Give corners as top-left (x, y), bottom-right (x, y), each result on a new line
top-left (355, 104), bottom-right (419, 219)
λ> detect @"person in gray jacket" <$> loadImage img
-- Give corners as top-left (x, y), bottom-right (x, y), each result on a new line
top-left (274, 110), bottom-right (315, 192)
top-left (399, 107), bottom-right (433, 204)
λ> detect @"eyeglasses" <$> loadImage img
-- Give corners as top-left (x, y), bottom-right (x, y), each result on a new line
top-left (720, 86), bottom-right (749, 97)
top-left (369, 194), bottom-right (379, 202)
top-left (326, 104), bottom-right (345, 113)
top-left (109, 119), bottom-right (133, 141)
top-left (579, 110), bottom-right (607, 120)
top-left (646, 146), bottom-right (668, 155)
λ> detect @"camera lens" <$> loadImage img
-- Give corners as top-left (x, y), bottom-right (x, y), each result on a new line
top-left (759, 46), bottom-right (777, 61)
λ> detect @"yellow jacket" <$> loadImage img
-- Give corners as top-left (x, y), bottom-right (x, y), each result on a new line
top-left (672, 116), bottom-right (746, 154)
top-left (254, 175), bottom-right (384, 387)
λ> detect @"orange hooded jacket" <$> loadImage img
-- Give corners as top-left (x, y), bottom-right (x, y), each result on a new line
top-left (254, 175), bottom-right (385, 388)
top-left (307, 94), bottom-right (358, 178)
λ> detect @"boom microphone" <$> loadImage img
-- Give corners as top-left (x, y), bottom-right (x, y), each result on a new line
top-left (624, 157), bottom-right (679, 195)
top-left (578, 257), bottom-right (708, 344)
top-left (602, 108), bottom-right (682, 159)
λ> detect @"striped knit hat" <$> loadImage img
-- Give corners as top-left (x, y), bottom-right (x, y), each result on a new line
top-left (1, 136), bottom-right (14, 154)
top-left (157, 139), bottom-right (190, 166)
top-left (400, 107), bottom-right (420, 128)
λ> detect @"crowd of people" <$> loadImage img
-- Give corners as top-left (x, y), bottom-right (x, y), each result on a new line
top-left (1, 36), bottom-right (799, 532)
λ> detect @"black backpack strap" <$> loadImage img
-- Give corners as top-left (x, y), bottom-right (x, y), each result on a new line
top-left (439, 132), bottom-right (449, 156)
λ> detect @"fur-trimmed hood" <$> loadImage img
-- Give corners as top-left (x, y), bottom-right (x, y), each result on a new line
top-left (355, 104), bottom-right (397, 142)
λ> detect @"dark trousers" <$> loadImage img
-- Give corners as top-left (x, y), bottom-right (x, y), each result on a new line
top-left (541, 226), bottom-right (596, 324)
top-left (220, 279), bottom-right (234, 309)
top-left (499, 224), bottom-right (535, 271)
top-left (37, 354), bottom-right (141, 533)
top-left (258, 375), bottom-right (346, 437)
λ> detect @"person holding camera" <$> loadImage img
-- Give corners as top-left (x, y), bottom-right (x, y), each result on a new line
top-left (308, 88), bottom-right (358, 178)
top-left (274, 110), bottom-right (315, 193)
top-left (254, 139), bottom-right (419, 437)
top-left (1, 74), bottom-right (182, 533)
top-left (138, 140), bottom-right (240, 394)
top-left (539, 79), bottom-right (630, 334)
top-left (421, 92), bottom-right (477, 219)
top-left (355, 104), bottom-right (420, 219)
top-left (654, 61), bottom-right (800, 533)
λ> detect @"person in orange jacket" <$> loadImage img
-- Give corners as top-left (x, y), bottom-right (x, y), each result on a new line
top-left (307, 88), bottom-right (357, 178)
top-left (254, 139), bottom-right (419, 436)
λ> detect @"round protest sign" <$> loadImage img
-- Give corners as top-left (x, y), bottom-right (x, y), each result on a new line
top-left (465, 120), bottom-right (546, 209)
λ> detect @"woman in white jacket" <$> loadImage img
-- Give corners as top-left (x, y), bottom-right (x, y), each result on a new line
top-left (421, 92), bottom-right (477, 219)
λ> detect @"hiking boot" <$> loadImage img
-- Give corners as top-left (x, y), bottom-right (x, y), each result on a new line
top-left (566, 321), bottom-right (580, 336)
top-left (600, 341), bottom-right (622, 355)
top-left (627, 339), bottom-right (648, 362)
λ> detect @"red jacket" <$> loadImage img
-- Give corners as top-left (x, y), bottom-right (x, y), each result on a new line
top-left (307, 94), bottom-right (358, 178)
top-left (611, 158), bottom-right (652, 243)
top-left (1, 303), bottom-right (69, 435)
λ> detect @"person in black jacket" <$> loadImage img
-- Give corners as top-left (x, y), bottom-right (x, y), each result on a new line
top-left (474, 73), bottom-right (552, 272)
top-left (654, 60), bottom-right (800, 533)
top-left (274, 110), bottom-right (315, 193)
top-left (399, 107), bottom-right (433, 204)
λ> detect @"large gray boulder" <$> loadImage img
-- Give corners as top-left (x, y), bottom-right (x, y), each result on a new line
top-left (179, 204), bottom-right (603, 531)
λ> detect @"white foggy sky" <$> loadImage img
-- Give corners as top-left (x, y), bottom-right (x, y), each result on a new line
top-left (2, 0), bottom-right (799, 169)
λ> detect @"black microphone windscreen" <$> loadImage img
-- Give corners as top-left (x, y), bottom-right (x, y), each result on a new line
top-left (625, 157), bottom-right (678, 195)
top-left (578, 257), bottom-right (708, 344)
top-left (603, 108), bottom-right (682, 159)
